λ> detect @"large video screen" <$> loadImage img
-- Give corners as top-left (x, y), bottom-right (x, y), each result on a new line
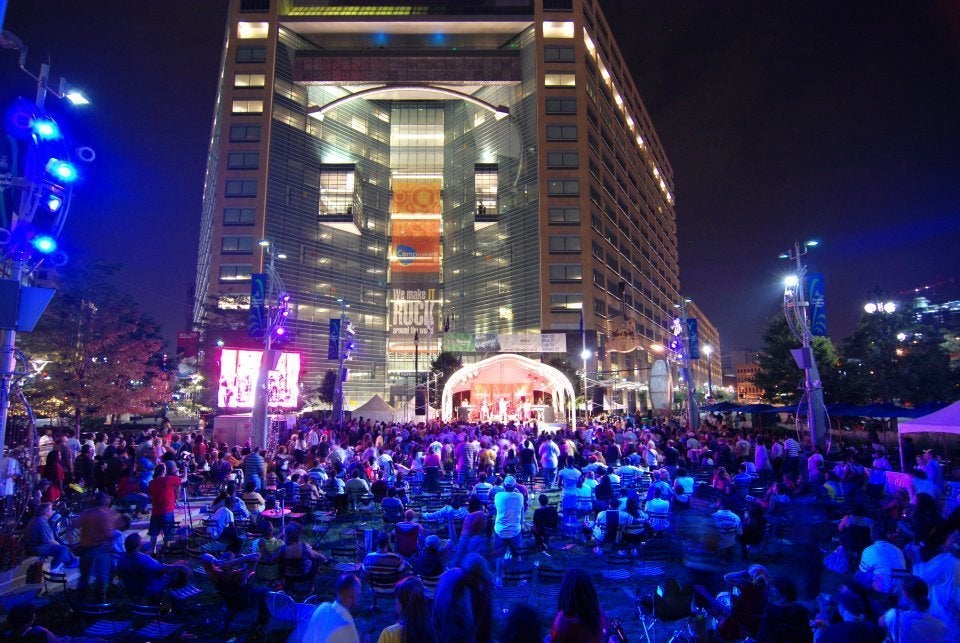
top-left (217, 348), bottom-right (301, 409)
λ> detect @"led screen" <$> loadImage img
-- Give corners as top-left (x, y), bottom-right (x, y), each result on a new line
top-left (217, 348), bottom-right (301, 409)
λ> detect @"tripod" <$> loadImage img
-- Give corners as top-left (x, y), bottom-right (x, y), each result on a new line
top-left (181, 484), bottom-right (194, 530)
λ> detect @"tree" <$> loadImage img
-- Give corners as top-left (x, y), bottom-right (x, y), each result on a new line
top-left (429, 351), bottom-right (462, 399)
top-left (19, 262), bottom-right (171, 430)
top-left (753, 315), bottom-right (840, 405)
top-left (841, 309), bottom-right (957, 405)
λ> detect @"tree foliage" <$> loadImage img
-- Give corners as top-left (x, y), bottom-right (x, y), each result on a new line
top-left (19, 262), bottom-right (171, 429)
top-left (753, 315), bottom-right (840, 405)
top-left (429, 351), bottom-right (463, 398)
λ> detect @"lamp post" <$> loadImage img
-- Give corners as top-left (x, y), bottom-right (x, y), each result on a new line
top-left (779, 240), bottom-right (828, 452)
top-left (0, 35), bottom-right (90, 456)
top-left (413, 329), bottom-right (420, 417)
top-left (580, 347), bottom-right (591, 422)
top-left (673, 298), bottom-right (700, 432)
top-left (703, 344), bottom-right (714, 396)
top-left (331, 298), bottom-right (352, 429)
top-left (251, 241), bottom-right (290, 452)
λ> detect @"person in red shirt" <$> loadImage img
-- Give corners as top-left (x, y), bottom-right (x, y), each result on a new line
top-left (147, 462), bottom-right (181, 553)
top-left (116, 466), bottom-right (149, 515)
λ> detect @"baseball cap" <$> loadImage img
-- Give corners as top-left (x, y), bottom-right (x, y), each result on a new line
top-left (503, 475), bottom-right (517, 489)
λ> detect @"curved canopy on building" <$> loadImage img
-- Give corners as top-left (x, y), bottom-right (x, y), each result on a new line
top-left (441, 353), bottom-right (575, 426)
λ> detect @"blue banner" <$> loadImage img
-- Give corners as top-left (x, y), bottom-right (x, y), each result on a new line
top-left (248, 273), bottom-right (266, 337)
top-left (328, 318), bottom-right (341, 360)
top-left (686, 318), bottom-right (700, 359)
top-left (807, 273), bottom-right (827, 337)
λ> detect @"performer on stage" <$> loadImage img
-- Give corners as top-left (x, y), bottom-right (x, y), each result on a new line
top-left (522, 399), bottom-right (532, 422)
top-left (480, 399), bottom-right (490, 422)
top-left (498, 398), bottom-right (508, 422)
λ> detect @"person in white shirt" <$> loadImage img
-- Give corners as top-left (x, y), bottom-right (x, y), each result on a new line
top-left (858, 525), bottom-right (906, 594)
top-left (879, 575), bottom-right (948, 643)
top-left (296, 573), bottom-right (362, 643)
top-left (911, 533), bottom-right (960, 632)
top-left (493, 476), bottom-right (525, 583)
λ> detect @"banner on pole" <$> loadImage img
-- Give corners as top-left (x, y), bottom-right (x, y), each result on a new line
top-left (686, 318), bottom-right (700, 360)
top-left (328, 319), bottom-right (340, 360)
top-left (248, 274), bottom-right (266, 337)
top-left (807, 273), bottom-right (827, 337)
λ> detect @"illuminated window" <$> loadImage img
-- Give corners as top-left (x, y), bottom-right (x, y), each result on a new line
top-left (319, 164), bottom-right (356, 216)
top-left (545, 73), bottom-right (576, 87)
top-left (232, 100), bottom-right (263, 114)
top-left (543, 21), bottom-right (575, 38)
top-left (475, 164), bottom-right (498, 215)
top-left (223, 207), bottom-right (255, 226)
top-left (238, 22), bottom-right (269, 39)
top-left (549, 265), bottom-right (583, 282)
top-left (218, 264), bottom-right (252, 282)
top-left (221, 236), bottom-right (255, 254)
top-left (550, 293), bottom-right (582, 311)
top-left (234, 73), bottom-right (265, 88)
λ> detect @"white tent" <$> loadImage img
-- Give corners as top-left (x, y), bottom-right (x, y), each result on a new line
top-left (393, 397), bottom-right (439, 423)
top-left (352, 395), bottom-right (396, 424)
top-left (899, 401), bottom-right (960, 436)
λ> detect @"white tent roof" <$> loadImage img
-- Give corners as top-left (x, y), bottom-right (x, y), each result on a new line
top-left (440, 353), bottom-right (575, 425)
top-left (899, 400), bottom-right (960, 435)
top-left (352, 395), bottom-right (396, 422)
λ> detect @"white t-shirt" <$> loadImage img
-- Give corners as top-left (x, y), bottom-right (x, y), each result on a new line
top-left (881, 608), bottom-right (948, 643)
top-left (298, 601), bottom-right (358, 643)
top-left (493, 489), bottom-right (524, 538)
top-left (859, 540), bottom-right (906, 593)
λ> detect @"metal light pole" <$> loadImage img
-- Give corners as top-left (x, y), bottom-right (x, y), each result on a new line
top-left (251, 241), bottom-right (289, 452)
top-left (331, 298), bottom-right (350, 429)
top-left (674, 298), bottom-right (700, 431)
top-left (413, 329), bottom-right (420, 417)
top-left (780, 240), bottom-right (828, 452)
top-left (0, 35), bottom-right (90, 454)
top-left (703, 344), bottom-right (714, 396)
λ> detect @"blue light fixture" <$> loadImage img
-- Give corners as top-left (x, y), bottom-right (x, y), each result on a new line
top-left (31, 235), bottom-right (57, 254)
top-left (45, 158), bottom-right (77, 182)
top-left (31, 118), bottom-right (60, 140)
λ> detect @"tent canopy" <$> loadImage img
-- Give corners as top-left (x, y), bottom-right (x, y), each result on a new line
top-left (441, 353), bottom-right (575, 425)
top-left (352, 394), bottom-right (396, 423)
top-left (899, 400), bottom-right (960, 436)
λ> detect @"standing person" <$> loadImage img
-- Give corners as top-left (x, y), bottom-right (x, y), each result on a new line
top-left (376, 576), bottom-right (436, 643)
top-left (1, 447), bottom-right (22, 515)
top-left (519, 438), bottom-right (537, 483)
top-left (754, 436), bottom-right (772, 475)
top-left (493, 475), bottom-right (524, 584)
top-left (551, 568), bottom-right (607, 643)
top-left (783, 436), bottom-right (801, 478)
top-left (242, 447), bottom-right (266, 492)
top-left (147, 462), bottom-right (181, 554)
top-left (539, 436), bottom-right (560, 489)
top-left (75, 493), bottom-right (122, 600)
top-left (38, 429), bottom-right (56, 463)
top-left (41, 450), bottom-right (65, 503)
top-left (297, 573), bottom-right (362, 643)
top-left (771, 438), bottom-right (785, 479)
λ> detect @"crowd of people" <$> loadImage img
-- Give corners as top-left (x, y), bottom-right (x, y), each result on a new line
top-left (3, 410), bottom-right (959, 642)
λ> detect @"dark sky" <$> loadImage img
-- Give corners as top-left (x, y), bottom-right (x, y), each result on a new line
top-left (2, 1), bottom-right (959, 354)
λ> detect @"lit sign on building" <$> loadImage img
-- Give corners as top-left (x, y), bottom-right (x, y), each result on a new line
top-left (217, 348), bottom-right (301, 409)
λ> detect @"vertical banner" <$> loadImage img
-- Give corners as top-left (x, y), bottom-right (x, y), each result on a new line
top-left (686, 318), bottom-right (700, 360)
top-left (248, 273), bottom-right (266, 337)
top-left (807, 273), bottom-right (827, 337)
top-left (328, 318), bottom-right (341, 360)
top-left (176, 331), bottom-right (201, 358)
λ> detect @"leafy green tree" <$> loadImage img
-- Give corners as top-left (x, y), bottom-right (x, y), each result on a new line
top-left (753, 315), bottom-right (840, 405)
top-left (841, 309), bottom-right (956, 405)
top-left (429, 351), bottom-right (462, 399)
top-left (19, 262), bottom-right (171, 430)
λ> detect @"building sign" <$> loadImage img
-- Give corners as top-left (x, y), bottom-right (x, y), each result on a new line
top-left (217, 348), bottom-right (301, 409)
top-left (176, 331), bottom-right (200, 358)
top-left (441, 333), bottom-right (567, 353)
top-left (390, 285), bottom-right (439, 338)
top-left (608, 316), bottom-right (642, 353)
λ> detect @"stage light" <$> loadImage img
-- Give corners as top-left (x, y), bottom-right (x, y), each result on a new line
top-left (275, 327), bottom-right (286, 336)
top-left (883, 302), bottom-right (896, 314)
top-left (45, 158), bottom-right (77, 182)
top-left (784, 275), bottom-right (799, 288)
top-left (864, 303), bottom-right (877, 314)
top-left (31, 118), bottom-right (60, 140)
top-left (31, 235), bottom-right (57, 254)
top-left (580, 349), bottom-right (591, 360)
top-left (46, 194), bottom-right (63, 212)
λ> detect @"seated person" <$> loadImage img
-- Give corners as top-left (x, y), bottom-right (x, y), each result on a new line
top-left (422, 495), bottom-right (468, 543)
top-left (201, 550), bottom-right (270, 631)
top-left (256, 521), bottom-right (284, 584)
top-left (267, 523), bottom-right (330, 589)
top-left (718, 564), bottom-right (770, 640)
top-left (362, 532), bottom-right (411, 579)
top-left (117, 533), bottom-right (191, 604)
top-left (116, 467), bottom-right (149, 514)
top-left (712, 467), bottom-right (735, 496)
top-left (298, 475), bottom-right (322, 507)
top-left (757, 577), bottom-right (811, 643)
top-left (878, 575), bottom-right (947, 642)
top-left (24, 502), bottom-right (78, 572)
top-left (738, 505), bottom-right (767, 558)
top-left (532, 494), bottom-right (560, 549)
top-left (381, 487), bottom-right (405, 520)
top-left (280, 473), bottom-right (301, 505)
top-left (645, 470), bottom-right (674, 503)
top-left (5, 602), bottom-right (62, 642)
top-left (592, 497), bottom-right (634, 542)
top-left (395, 510), bottom-right (425, 558)
top-left (733, 464), bottom-right (755, 496)
top-left (856, 524), bottom-right (906, 595)
top-left (241, 480), bottom-right (266, 515)
top-left (409, 534), bottom-right (445, 578)
top-left (645, 486), bottom-right (671, 533)
top-left (344, 470), bottom-right (372, 509)
top-left (712, 501), bottom-right (743, 558)
top-left (673, 468), bottom-right (695, 507)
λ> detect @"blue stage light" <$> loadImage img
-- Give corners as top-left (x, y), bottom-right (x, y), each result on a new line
top-left (31, 235), bottom-right (57, 254)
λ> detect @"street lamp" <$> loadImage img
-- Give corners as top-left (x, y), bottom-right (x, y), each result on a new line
top-left (703, 344), bottom-right (714, 395)
top-left (580, 347), bottom-right (591, 421)
top-left (250, 240), bottom-right (291, 452)
top-left (779, 239), bottom-right (828, 452)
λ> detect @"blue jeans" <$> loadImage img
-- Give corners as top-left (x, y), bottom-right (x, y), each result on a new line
top-left (30, 543), bottom-right (76, 568)
top-left (543, 467), bottom-right (557, 487)
top-left (77, 543), bottom-right (112, 598)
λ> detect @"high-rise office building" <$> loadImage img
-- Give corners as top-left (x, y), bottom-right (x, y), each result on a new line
top-left (194, 0), bottom-right (682, 413)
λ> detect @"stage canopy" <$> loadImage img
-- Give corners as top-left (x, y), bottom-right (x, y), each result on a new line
top-left (441, 353), bottom-right (575, 426)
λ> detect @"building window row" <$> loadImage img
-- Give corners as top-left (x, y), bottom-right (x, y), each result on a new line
top-left (545, 97), bottom-right (577, 114)
top-left (236, 46), bottom-right (267, 63)
top-left (227, 151), bottom-right (259, 170)
top-left (548, 235), bottom-right (582, 253)
top-left (234, 73), bottom-right (265, 88)
top-left (545, 73), bottom-right (576, 87)
top-left (546, 124), bottom-right (577, 141)
top-left (547, 179), bottom-right (579, 196)
top-left (547, 206), bottom-right (580, 224)
top-left (225, 180), bottom-right (257, 197)
top-left (223, 207), bottom-right (255, 226)
top-left (221, 235), bottom-right (255, 254)
top-left (219, 264), bottom-right (252, 282)
top-left (544, 45), bottom-right (575, 63)
top-left (232, 100), bottom-right (263, 114)
top-left (230, 124), bottom-right (261, 142)
top-left (550, 293), bottom-right (582, 311)
top-left (546, 151), bottom-right (579, 168)
top-left (549, 264), bottom-right (582, 283)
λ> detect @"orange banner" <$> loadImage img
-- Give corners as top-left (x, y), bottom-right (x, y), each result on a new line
top-left (391, 179), bottom-right (441, 214)
top-left (391, 219), bottom-right (441, 273)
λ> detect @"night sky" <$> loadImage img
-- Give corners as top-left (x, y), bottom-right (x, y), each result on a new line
top-left (2, 1), bottom-right (959, 355)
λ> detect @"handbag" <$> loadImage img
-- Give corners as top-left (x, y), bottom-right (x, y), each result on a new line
top-left (823, 544), bottom-right (849, 574)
